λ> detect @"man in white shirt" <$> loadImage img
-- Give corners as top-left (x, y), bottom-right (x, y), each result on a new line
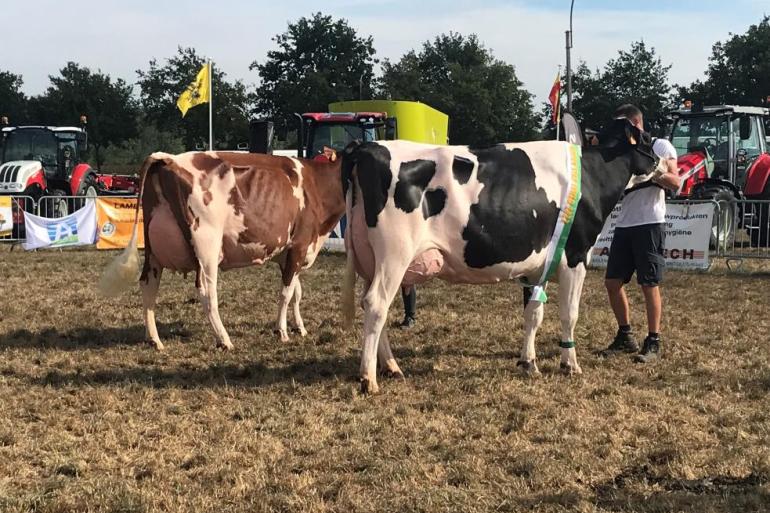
top-left (602, 104), bottom-right (681, 363)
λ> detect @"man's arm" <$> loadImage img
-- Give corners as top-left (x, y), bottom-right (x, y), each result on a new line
top-left (653, 158), bottom-right (680, 191)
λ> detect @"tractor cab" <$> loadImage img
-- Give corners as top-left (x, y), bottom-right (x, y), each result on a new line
top-left (2, 126), bottom-right (86, 181)
top-left (297, 112), bottom-right (396, 160)
top-left (668, 104), bottom-right (770, 248)
top-left (0, 116), bottom-right (91, 198)
top-left (670, 104), bottom-right (768, 192)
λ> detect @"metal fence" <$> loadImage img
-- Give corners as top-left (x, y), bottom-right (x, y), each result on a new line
top-left (717, 199), bottom-right (770, 262)
top-left (0, 194), bottom-right (138, 247)
top-left (37, 194), bottom-right (98, 219)
top-left (2, 193), bottom-right (770, 266)
top-left (0, 195), bottom-right (36, 244)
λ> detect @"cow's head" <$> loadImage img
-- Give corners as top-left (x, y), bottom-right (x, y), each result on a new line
top-left (599, 119), bottom-right (661, 187)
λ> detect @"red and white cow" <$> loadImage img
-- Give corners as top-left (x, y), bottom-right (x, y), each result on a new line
top-left (100, 150), bottom-right (345, 349)
top-left (341, 119), bottom-right (664, 393)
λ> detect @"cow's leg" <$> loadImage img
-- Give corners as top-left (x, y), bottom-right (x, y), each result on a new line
top-left (557, 263), bottom-right (586, 375)
top-left (359, 264), bottom-right (410, 394)
top-left (359, 279), bottom-right (400, 375)
top-left (195, 239), bottom-right (233, 350)
top-left (291, 277), bottom-right (307, 337)
top-left (517, 295), bottom-right (545, 376)
top-left (140, 252), bottom-right (164, 351)
top-left (377, 326), bottom-right (403, 378)
top-left (276, 273), bottom-right (298, 342)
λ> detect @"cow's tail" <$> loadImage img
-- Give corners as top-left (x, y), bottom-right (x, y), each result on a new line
top-left (98, 153), bottom-right (166, 297)
top-left (341, 142), bottom-right (360, 330)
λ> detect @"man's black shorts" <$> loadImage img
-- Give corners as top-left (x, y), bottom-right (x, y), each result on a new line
top-left (605, 223), bottom-right (666, 286)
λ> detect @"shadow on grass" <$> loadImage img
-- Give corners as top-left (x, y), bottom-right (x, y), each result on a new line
top-left (20, 354), bottom-right (361, 389)
top-left (591, 464), bottom-right (769, 512)
top-left (0, 322), bottom-right (190, 351)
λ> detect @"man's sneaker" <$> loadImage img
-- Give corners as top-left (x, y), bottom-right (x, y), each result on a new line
top-left (399, 316), bottom-right (416, 329)
top-left (600, 329), bottom-right (639, 357)
top-left (634, 336), bottom-right (660, 363)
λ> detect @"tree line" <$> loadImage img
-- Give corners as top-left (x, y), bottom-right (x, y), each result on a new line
top-left (2, 13), bottom-right (769, 169)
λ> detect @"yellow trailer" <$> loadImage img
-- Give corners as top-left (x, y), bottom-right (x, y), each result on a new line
top-left (329, 100), bottom-right (449, 145)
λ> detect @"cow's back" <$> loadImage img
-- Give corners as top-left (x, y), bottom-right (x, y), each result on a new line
top-left (346, 140), bottom-right (575, 284)
top-left (143, 151), bottom-right (306, 271)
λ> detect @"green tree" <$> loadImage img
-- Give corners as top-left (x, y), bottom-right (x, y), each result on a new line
top-left (28, 62), bottom-right (139, 168)
top-left (677, 16), bottom-right (770, 106)
top-left (379, 33), bottom-right (538, 145)
top-left (0, 71), bottom-right (28, 123)
top-left (136, 47), bottom-right (251, 151)
top-left (571, 40), bottom-right (672, 134)
top-left (251, 12), bottom-right (377, 136)
top-left (102, 121), bottom-right (185, 173)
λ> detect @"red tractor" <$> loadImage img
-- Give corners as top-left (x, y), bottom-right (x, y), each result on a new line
top-left (0, 117), bottom-right (139, 219)
top-left (668, 104), bottom-right (770, 246)
top-left (296, 111), bottom-right (394, 160)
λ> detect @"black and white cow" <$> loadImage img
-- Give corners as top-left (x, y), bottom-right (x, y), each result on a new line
top-left (341, 119), bottom-right (664, 394)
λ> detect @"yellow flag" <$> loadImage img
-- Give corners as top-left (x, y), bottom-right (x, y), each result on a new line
top-left (176, 63), bottom-right (210, 117)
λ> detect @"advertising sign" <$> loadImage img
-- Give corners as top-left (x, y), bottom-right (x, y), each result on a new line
top-left (96, 197), bottom-right (144, 250)
top-left (591, 202), bottom-right (715, 270)
top-left (23, 200), bottom-right (97, 250)
top-left (0, 197), bottom-right (12, 237)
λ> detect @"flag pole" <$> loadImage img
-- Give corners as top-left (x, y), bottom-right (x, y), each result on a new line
top-left (208, 59), bottom-right (213, 151)
top-left (555, 65), bottom-right (561, 141)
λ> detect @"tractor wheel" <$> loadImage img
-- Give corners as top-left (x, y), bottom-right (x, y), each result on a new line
top-left (694, 186), bottom-right (736, 251)
top-left (49, 189), bottom-right (70, 218)
top-left (77, 174), bottom-right (98, 198)
top-left (71, 174), bottom-right (98, 212)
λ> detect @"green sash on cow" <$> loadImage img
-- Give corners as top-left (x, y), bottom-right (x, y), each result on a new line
top-left (524, 144), bottom-right (583, 317)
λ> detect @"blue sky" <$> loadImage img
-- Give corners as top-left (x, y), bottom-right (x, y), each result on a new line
top-left (2, 0), bottom-right (768, 106)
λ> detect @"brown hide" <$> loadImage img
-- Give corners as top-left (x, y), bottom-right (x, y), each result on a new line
top-left (140, 152), bottom-right (344, 283)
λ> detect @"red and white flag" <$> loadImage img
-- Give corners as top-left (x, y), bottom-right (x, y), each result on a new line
top-left (548, 70), bottom-right (561, 124)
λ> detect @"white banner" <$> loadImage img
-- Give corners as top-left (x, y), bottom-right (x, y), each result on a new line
top-left (23, 200), bottom-right (97, 250)
top-left (0, 196), bottom-right (12, 237)
top-left (590, 202), bottom-right (715, 270)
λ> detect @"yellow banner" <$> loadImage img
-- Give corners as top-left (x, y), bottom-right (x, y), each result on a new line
top-left (96, 197), bottom-right (144, 250)
top-left (0, 196), bottom-right (12, 237)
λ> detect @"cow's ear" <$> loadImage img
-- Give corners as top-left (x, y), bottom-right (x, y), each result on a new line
top-left (624, 122), bottom-right (640, 146)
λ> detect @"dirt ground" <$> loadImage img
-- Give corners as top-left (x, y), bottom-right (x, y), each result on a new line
top-left (0, 248), bottom-right (768, 513)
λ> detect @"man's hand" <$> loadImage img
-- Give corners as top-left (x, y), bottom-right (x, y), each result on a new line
top-left (652, 158), bottom-right (680, 191)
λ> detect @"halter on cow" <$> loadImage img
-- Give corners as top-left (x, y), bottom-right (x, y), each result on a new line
top-left (341, 119), bottom-right (664, 394)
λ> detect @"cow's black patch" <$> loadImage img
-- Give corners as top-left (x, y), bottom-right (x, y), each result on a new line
top-left (463, 147), bottom-right (560, 268)
top-left (345, 143), bottom-right (393, 227)
top-left (563, 147), bottom-right (633, 267)
top-left (452, 156), bottom-right (474, 184)
top-left (422, 188), bottom-right (447, 219)
top-left (394, 159), bottom-right (437, 213)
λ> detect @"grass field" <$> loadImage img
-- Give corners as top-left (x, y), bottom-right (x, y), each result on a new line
top-left (0, 248), bottom-right (768, 512)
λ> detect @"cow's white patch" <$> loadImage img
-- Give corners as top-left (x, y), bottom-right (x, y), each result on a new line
top-left (287, 157), bottom-right (305, 210)
top-left (533, 209), bottom-right (538, 219)
top-left (503, 141), bottom-right (567, 206)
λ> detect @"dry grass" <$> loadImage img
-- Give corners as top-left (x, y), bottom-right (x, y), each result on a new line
top-left (0, 248), bottom-right (768, 513)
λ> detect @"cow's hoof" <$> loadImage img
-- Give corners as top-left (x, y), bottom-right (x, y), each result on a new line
top-left (149, 340), bottom-right (165, 351)
top-left (516, 359), bottom-right (541, 376)
top-left (278, 331), bottom-right (290, 343)
top-left (560, 362), bottom-right (582, 375)
top-left (381, 368), bottom-right (405, 380)
top-left (360, 377), bottom-right (380, 395)
top-left (217, 341), bottom-right (234, 351)
top-left (298, 327), bottom-right (308, 337)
